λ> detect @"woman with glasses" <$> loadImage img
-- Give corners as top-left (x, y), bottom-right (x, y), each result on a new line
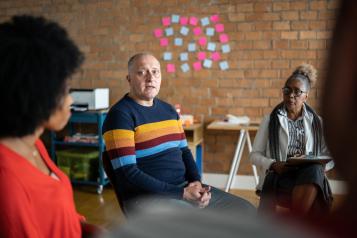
top-left (249, 64), bottom-right (333, 217)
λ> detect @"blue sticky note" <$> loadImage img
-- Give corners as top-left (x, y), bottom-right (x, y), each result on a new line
top-left (174, 38), bottom-right (183, 46)
top-left (181, 63), bottom-right (190, 72)
top-left (180, 26), bottom-right (189, 36)
top-left (180, 52), bottom-right (188, 61)
top-left (207, 42), bottom-right (216, 51)
top-left (219, 61), bottom-right (229, 70)
top-left (206, 27), bottom-right (215, 36)
top-left (222, 44), bottom-right (231, 53)
top-left (165, 27), bottom-right (174, 36)
top-left (171, 14), bottom-right (180, 23)
top-left (201, 17), bottom-right (210, 26)
top-left (188, 43), bottom-right (196, 52)
top-left (163, 52), bottom-right (172, 61)
top-left (203, 59), bottom-right (213, 68)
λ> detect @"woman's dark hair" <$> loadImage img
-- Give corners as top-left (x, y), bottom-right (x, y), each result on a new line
top-left (0, 15), bottom-right (84, 137)
top-left (268, 102), bottom-right (323, 161)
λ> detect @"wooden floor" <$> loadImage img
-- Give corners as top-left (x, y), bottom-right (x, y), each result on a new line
top-left (73, 185), bottom-right (345, 229)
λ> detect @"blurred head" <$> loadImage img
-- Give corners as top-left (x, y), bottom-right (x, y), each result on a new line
top-left (0, 15), bottom-right (83, 137)
top-left (282, 64), bottom-right (317, 112)
top-left (127, 53), bottom-right (161, 106)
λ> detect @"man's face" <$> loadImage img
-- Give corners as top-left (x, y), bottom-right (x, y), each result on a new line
top-left (127, 55), bottom-right (161, 105)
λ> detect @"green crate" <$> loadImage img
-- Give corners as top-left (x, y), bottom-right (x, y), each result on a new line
top-left (56, 149), bottom-right (99, 181)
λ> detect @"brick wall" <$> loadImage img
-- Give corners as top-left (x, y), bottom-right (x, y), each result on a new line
top-left (0, 0), bottom-right (340, 175)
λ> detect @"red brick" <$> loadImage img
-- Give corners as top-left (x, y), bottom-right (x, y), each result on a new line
top-left (272, 60), bottom-right (290, 69)
top-left (290, 1), bottom-right (307, 10)
top-left (273, 2), bottom-right (290, 11)
top-left (273, 40), bottom-right (289, 49)
top-left (236, 3), bottom-right (254, 12)
top-left (291, 40), bottom-right (308, 49)
top-left (310, 1), bottom-right (327, 10)
top-left (291, 21), bottom-right (309, 30)
top-left (273, 21), bottom-right (290, 30)
top-left (281, 31), bottom-right (298, 40)
top-left (281, 11), bottom-right (299, 20)
top-left (309, 40), bottom-right (326, 49)
top-left (254, 40), bottom-right (271, 49)
top-left (228, 13), bottom-right (245, 22)
top-left (237, 22), bottom-right (254, 31)
top-left (254, 2), bottom-right (272, 12)
top-left (244, 32), bottom-right (262, 40)
top-left (300, 11), bottom-right (318, 20)
top-left (300, 31), bottom-right (317, 39)
top-left (255, 22), bottom-right (273, 30)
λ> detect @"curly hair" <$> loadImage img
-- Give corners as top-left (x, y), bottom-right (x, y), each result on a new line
top-left (285, 63), bottom-right (318, 91)
top-left (0, 15), bottom-right (84, 137)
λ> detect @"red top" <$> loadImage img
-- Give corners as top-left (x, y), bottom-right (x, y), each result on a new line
top-left (0, 140), bottom-right (83, 238)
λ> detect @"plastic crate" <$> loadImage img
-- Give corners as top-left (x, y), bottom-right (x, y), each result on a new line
top-left (56, 149), bottom-right (99, 181)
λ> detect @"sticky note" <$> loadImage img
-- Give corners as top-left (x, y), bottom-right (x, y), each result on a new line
top-left (221, 44), bottom-right (231, 53)
top-left (174, 38), bottom-right (183, 46)
top-left (163, 52), bottom-right (172, 61)
top-left (215, 24), bottom-right (224, 32)
top-left (193, 61), bottom-right (202, 71)
top-left (181, 63), bottom-right (190, 72)
top-left (210, 14), bottom-right (219, 22)
top-left (165, 27), bottom-right (174, 36)
top-left (203, 59), bottom-right (213, 68)
top-left (219, 33), bottom-right (229, 43)
top-left (207, 42), bottom-right (216, 51)
top-left (153, 28), bottom-right (163, 38)
top-left (201, 17), bottom-right (210, 26)
top-left (206, 27), bottom-right (215, 36)
top-left (219, 61), bottom-right (229, 71)
top-left (180, 26), bottom-right (189, 36)
top-left (193, 27), bottom-right (202, 36)
top-left (189, 16), bottom-right (198, 26)
top-left (211, 52), bottom-right (221, 61)
top-left (162, 17), bottom-right (171, 26)
top-left (180, 52), bottom-right (188, 61)
top-left (188, 43), bottom-right (196, 52)
top-left (171, 14), bottom-right (180, 23)
top-left (197, 52), bottom-right (206, 60)
top-left (180, 16), bottom-right (188, 25)
top-left (160, 38), bottom-right (169, 46)
top-left (167, 63), bottom-right (176, 73)
top-left (198, 37), bottom-right (207, 46)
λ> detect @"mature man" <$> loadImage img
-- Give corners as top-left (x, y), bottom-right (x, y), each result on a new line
top-left (103, 53), bottom-right (254, 215)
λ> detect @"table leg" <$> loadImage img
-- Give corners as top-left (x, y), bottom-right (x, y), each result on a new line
top-left (225, 129), bottom-right (246, 192)
top-left (246, 131), bottom-right (259, 185)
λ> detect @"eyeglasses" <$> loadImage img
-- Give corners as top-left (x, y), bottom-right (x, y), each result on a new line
top-left (282, 87), bottom-right (307, 97)
top-left (136, 68), bottom-right (161, 78)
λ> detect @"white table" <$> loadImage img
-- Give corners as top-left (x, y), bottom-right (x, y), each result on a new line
top-left (207, 120), bottom-right (260, 192)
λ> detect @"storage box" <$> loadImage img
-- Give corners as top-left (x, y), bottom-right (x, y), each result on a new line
top-left (70, 88), bottom-right (109, 110)
top-left (56, 149), bottom-right (99, 181)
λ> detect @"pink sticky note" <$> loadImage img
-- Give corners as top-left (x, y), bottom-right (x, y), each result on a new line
top-left (219, 34), bottom-right (229, 43)
top-left (167, 64), bottom-right (176, 73)
top-left (210, 14), bottom-right (219, 22)
top-left (162, 17), bottom-right (171, 26)
top-left (189, 16), bottom-right (198, 26)
top-left (193, 61), bottom-right (202, 71)
top-left (193, 27), bottom-right (202, 36)
top-left (180, 16), bottom-right (188, 25)
top-left (153, 28), bottom-right (163, 38)
top-left (197, 52), bottom-right (206, 60)
top-left (215, 24), bottom-right (224, 33)
top-left (198, 37), bottom-right (207, 46)
top-left (160, 38), bottom-right (169, 46)
top-left (211, 52), bottom-right (221, 61)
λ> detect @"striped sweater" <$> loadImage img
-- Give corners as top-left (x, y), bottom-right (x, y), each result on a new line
top-left (102, 94), bottom-right (200, 201)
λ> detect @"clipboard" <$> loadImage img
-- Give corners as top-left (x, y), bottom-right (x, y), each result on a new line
top-left (286, 155), bottom-right (333, 166)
